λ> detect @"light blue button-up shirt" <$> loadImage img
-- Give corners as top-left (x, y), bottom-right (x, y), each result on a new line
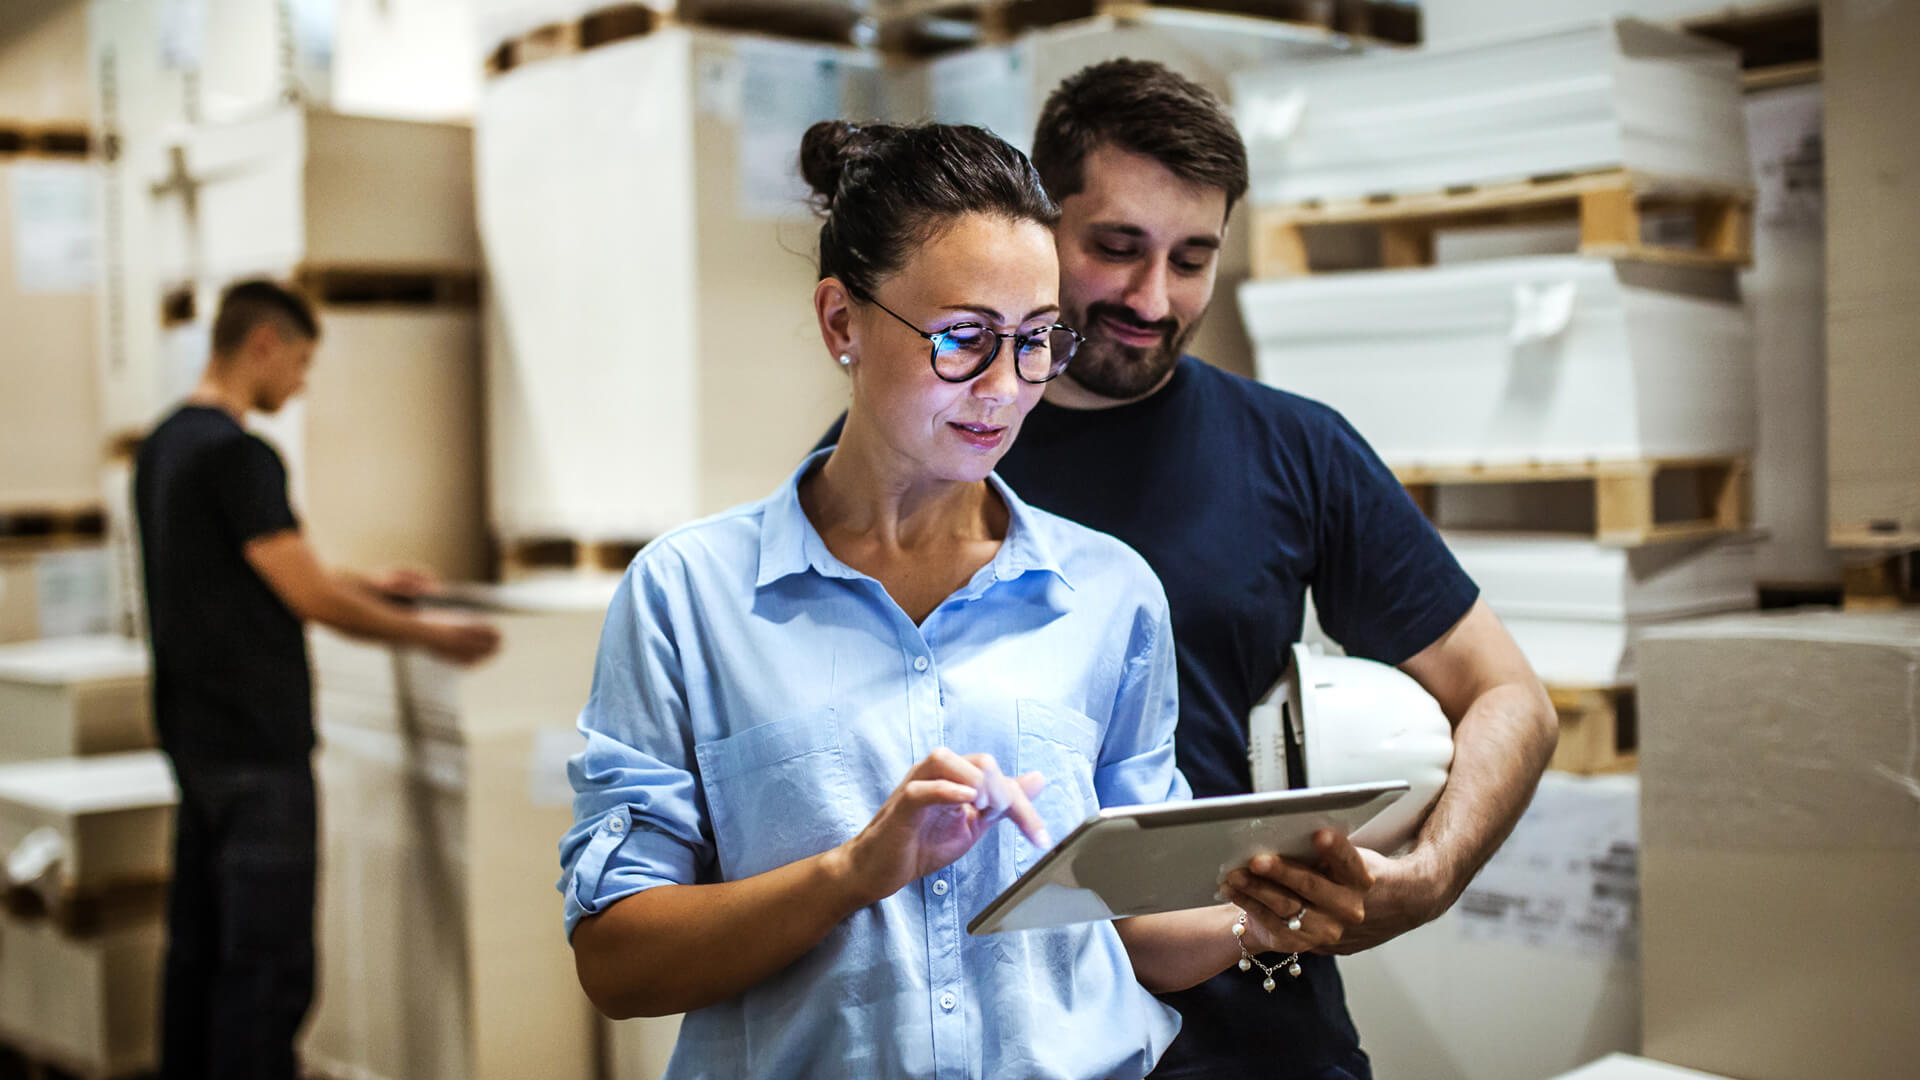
top-left (560, 451), bottom-right (1189, 1079)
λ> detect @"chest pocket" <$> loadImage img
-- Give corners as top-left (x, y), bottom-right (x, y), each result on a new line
top-left (1009, 698), bottom-right (1103, 877)
top-left (694, 708), bottom-right (859, 881)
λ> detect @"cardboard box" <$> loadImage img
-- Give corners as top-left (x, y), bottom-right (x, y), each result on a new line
top-left (1341, 774), bottom-right (1642, 1080)
top-left (0, 636), bottom-right (151, 762)
top-left (87, 0), bottom-right (479, 138)
top-left (0, 545), bottom-right (114, 645)
top-left (480, 29), bottom-right (875, 542)
top-left (1824, 0), bottom-right (1920, 540)
top-left (1443, 533), bottom-right (1754, 686)
top-left (1742, 82), bottom-right (1836, 585)
top-left (607, 1014), bottom-right (684, 1080)
top-left (1235, 19), bottom-right (1749, 206)
top-left (0, 750), bottom-right (174, 894)
top-left (0, 0), bottom-right (91, 125)
top-left (304, 584), bottom-right (611, 1080)
top-left (1637, 609), bottom-right (1920, 1080)
top-left (0, 908), bottom-right (163, 1078)
top-left (0, 161), bottom-right (104, 508)
top-left (99, 108), bottom-right (478, 433)
top-left (1241, 257), bottom-right (1755, 466)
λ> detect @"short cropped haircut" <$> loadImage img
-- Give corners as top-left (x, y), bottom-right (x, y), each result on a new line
top-left (211, 279), bottom-right (319, 357)
top-left (1032, 59), bottom-right (1250, 215)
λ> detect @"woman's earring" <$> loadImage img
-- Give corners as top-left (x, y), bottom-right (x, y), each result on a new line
top-left (838, 353), bottom-right (853, 367)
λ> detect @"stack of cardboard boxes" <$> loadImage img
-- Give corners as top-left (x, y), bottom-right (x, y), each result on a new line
top-left (0, 636), bottom-right (169, 1078)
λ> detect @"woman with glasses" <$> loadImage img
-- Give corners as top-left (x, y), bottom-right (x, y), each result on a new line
top-left (558, 122), bottom-right (1304, 1079)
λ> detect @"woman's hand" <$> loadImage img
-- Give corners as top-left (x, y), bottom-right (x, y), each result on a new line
top-left (837, 748), bottom-right (1049, 906)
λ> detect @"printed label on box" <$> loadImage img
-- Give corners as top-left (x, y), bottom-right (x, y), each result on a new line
top-left (737, 41), bottom-right (850, 220)
top-left (1455, 773), bottom-right (1639, 959)
top-left (9, 163), bottom-right (99, 294)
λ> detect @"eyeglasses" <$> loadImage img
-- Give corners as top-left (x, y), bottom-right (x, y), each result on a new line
top-left (858, 292), bottom-right (1084, 384)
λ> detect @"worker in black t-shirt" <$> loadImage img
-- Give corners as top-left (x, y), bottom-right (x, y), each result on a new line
top-left (133, 279), bottom-right (501, 1080)
top-left (822, 62), bottom-right (1560, 1079)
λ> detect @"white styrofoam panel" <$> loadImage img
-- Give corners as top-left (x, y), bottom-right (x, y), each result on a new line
top-left (1553, 1055), bottom-right (1737, 1080)
top-left (1242, 256), bottom-right (1754, 465)
top-left (331, 0), bottom-right (482, 121)
top-left (1234, 18), bottom-right (1749, 206)
top-left (1447, 533), bottom-right (1756, 622)
top-left (1424, 0), bottom-right (1748, 48)
top-left (1445, 532), bottom-right (1754, 685)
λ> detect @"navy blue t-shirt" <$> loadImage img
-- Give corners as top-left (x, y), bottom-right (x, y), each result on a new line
top-left (821, 355), bottom-right (1478, 1077)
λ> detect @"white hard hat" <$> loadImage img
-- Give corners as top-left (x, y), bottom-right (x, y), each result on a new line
top-left (1249, 644), bottom-right (1454, 855)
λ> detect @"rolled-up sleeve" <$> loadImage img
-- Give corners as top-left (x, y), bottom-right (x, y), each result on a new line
top-left (1093, 584), bottom-right (1191, 808)
top-left (558, 558), bottom-right (712, 940)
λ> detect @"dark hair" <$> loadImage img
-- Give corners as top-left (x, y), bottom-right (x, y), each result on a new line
top-left (211, 279), bottom-right (319, 356)
top-left (800, 121), bottom-right (1059, 299)
top-left (1032, 59), bottom-right (1249, 215)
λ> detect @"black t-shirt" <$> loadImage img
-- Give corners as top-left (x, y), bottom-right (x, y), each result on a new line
top-left (134, 405), bottom-right (314, 764)
top-left (819, 356), bottom-right (1479, 1077)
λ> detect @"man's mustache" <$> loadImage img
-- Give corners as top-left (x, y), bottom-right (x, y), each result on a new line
top-left (1084, 302), bottom-right (1177, 340)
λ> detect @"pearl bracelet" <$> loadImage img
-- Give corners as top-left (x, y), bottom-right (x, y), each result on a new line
top-left (1232, 911), bottom-right (1303, 993)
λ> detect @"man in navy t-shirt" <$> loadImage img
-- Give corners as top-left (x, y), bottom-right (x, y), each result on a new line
top-left (826, 62), bottom-right (1560, 1078)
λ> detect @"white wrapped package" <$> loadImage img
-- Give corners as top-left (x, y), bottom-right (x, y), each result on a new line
top-left (1241, 256), bottom-right (1754, 466)
top-left (1234, 17), bottom-right (1749, 206)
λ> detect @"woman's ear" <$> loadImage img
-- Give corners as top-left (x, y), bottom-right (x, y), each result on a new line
top-left (814, 277), bottom-right (858, 365)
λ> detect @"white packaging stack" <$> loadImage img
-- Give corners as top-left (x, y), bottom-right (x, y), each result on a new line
top-left (1441, 534), bottom-right (1755, 687)
top-left (884, 9), bottom-right (1358, 382)
top-left (1233, 18), bottom-right (1749, 207)
top-left (0, 635), bottom-right (151, 763)
top-left (1236, 19), bottom-right (1759, 704)
top-left (0, 751), bottom-right (176, 1078)
top-left (479, 29), bottom-right (874, 546)
top-left (303, 579), bottom-right (615, 1080)
top-left (1241, 257), bottom-right (1754, 466)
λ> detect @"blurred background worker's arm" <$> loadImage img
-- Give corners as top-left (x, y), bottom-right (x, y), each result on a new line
top-left (246, 530), bottom-right (499, 665)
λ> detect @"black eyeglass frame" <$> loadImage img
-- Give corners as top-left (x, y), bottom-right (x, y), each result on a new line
top-left (855, 290), bottom-right (1085, 384)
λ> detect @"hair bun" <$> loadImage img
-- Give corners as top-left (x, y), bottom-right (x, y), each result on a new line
top-left (799, 120), bottom-right (896, 213)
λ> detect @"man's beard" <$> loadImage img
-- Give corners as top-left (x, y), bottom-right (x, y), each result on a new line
top-left (1063, 301), bottom-right (1198, 400)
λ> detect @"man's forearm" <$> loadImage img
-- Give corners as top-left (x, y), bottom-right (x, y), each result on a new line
top-left (1410, 681), bottom-right (1557, 908)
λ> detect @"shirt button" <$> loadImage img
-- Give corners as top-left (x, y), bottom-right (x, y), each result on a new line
top-left (940, 991), bottom-right (957, 1011)
top-left (913, 656), bottom-right (930, 672)
top-left (606, 815), bottom-right (625, 834)
top-left (932, 879), bottom-right (948, 896)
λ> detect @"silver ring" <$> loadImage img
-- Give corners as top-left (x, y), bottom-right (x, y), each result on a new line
top-left (1287, 908), bottom-right (1306, 933)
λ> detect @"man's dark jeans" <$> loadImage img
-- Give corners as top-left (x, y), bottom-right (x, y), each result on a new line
top-left (159, 755), bottom-right (317, 1080)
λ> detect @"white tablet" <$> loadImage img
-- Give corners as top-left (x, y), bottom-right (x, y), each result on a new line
top-left (967, 780), bottom-right (1410, 935)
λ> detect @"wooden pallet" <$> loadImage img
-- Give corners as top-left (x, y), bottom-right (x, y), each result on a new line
top-left (159, 266), bottom-right (479, 327)
top-left (1682, 2), bottom-right (1819, 90)
top-left (485, 0), bottom-right (871, 76)
top-left (1548, 685), bottom-right (1635, 775)
top-left (1252, 169), bottom-right (1755, 277)
top-left (0, 1040), bottom-right (149, 1080)
top-left (1831, 526), bottom-right (1920, 610)
top-left (0, 506), bottom-right (108, 546)
top-left (0, 124), bottom-right (92, 162)
top-left (1397, 456), bottom-right (1749, 547)
top-left (2, 881), bottom-right (168, 939)
top-left (498, 536), bottom-right (648, 577)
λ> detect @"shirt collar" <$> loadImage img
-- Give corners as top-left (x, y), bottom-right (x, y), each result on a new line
top-left (755, 448), bottom-right (1074, 593)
